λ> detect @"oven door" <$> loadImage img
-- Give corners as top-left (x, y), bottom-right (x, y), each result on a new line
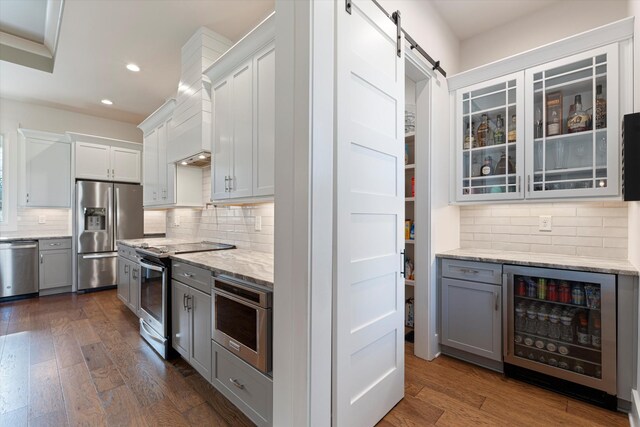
top-left (212, 290), bottom-right (271, 373)
top-left (138, 259), bottom-right (167, 338)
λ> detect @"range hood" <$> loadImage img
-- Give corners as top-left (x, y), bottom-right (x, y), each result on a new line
top-left (178, 151), bottom-right (211, 167)
top-left (167, 27), bottom-right (231, 165)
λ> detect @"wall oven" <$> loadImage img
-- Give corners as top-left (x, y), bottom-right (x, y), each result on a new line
top-left (138, 256), bottom-right (169, 358)
top-left (212, 275), bottom-right (273, 374)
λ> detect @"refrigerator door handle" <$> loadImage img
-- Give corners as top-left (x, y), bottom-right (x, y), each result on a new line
top-left (114, 187), bottom-right (120, 244)
top-left (82, 253), bottom-right (118, 260)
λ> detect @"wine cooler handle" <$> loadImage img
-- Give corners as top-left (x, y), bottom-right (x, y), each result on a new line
top-left (502, 273), bottom-right (509, 358)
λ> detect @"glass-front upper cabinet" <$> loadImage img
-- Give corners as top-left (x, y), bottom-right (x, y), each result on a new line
top-left (455, 72), bottom-right (525, 201)
top-left (524, 45), bottom-right (619, 198)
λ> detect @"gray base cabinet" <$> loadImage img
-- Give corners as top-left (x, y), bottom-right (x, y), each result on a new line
top-left (171, 261), bottom-right (212, 382)
top-left (39, 238), bottom-right (72, 292)
top-left (440, 259), bottom-right (503, 364)
top-left (212, 341), bottom-right (272, 427)
top-left (117, 246), bottom-right (140, 315)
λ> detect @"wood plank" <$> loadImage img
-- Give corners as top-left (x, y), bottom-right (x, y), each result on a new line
top-left (566, 398), bottom-right (630, 427)
top-left (29, 409), bottom-right (69, 427)
top-left (90, 365), bottom-right (125, 394)
top-left (381, 395), bottom-right (443, 427)
top-left (182, 402), bottom-right (230, 427)
top-left (71, 318), bottom-right (101, 346)
top-left (81, 343), bottom-right (113, 372)
top-left (98, 384), bottom-right (147, 427)
top-left (52, 331), bottom-right (84, 369)
top-left (28, 359), bottom-right (64, 419)
top-left (141, 397), bottom-right (189, 427)
top-left (59, 362), bottom-right (106, 426)
top-left (0, 405), bottom-right (28, 426)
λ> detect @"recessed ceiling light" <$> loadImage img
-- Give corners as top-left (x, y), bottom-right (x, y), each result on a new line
top-left (101, 99), bottom-right (113, 105)
top-left (126, 63), bottom-right (140, 72)
top-left (198, 154), bottom-right (206, 159)
top-left (181, 161), bottom-right (188, 166)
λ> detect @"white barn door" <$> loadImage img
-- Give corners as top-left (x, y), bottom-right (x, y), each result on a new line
top-left (334, 1), bottom-right (405, 426)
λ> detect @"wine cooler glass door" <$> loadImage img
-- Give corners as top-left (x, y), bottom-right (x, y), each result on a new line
top-left (525, 44), bottom-right (619, 199)
top-left (505, 266), bottom-right (616, 394)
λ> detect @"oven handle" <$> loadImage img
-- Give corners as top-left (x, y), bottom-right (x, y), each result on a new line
top-left (140, 319), bottom-right (165, 344)
top-left (214, 289), bottom-right (269, 314)
top-left (139, 260), bottom-right (165, 272)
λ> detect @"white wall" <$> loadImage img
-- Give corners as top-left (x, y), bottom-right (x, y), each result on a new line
top-left (379, 0), bottom-right (461, 75)
top-left (459, 0), bottom-right (629, 72)
top-left (0, 98), bottom-right (144, 237)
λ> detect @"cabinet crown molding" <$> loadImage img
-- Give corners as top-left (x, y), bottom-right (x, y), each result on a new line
top-left (18, 128), bottom-right (70, 143)
top-left (138, 98), bottom-right (176, 134)
top-left (66, 132), bottom-right (141, 149)
top-left (447, 16), bottom-right (634, 92)
top-left (203, 12), bottom-right (275, 84)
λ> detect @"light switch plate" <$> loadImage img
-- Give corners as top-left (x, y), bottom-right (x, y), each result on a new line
top-left (255, 216), bottom-right (262, 231)
top-left (539, 215), bottom-right (552, 232)
top-left (38, 216), bottom-right (46, 224)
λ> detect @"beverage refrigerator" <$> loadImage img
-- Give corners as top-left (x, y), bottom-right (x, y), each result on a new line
top-left (503, 265), bottom-right (616, 406)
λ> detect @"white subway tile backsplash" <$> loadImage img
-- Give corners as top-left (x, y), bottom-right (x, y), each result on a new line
top-left (460, 201), bottom-right (629, 260)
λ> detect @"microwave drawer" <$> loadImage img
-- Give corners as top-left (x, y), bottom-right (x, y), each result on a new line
top-left (441, 258), bottom-right (502, 285)
top-left (212, 341), bottom-right (272, 427)
top-left (172, 261), bottom-right (211, 294)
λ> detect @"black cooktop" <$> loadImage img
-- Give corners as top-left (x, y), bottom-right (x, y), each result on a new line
top-left (137, 241), bottom-right (235, 258)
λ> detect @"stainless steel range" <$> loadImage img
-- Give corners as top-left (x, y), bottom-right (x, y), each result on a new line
top-left (136, 241), bottom-right (235, 358)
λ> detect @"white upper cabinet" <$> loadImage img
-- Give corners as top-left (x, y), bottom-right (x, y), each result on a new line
top-left (449, 20), bottom-right (632, 203)
top-left (71, 134), bottom-right (142, 183)
top-left (205, 14), bottom-right (275, 202)
top-left (139, 99), bottom-right (203, 208)
top-left (75, 141), bottom-right (111, 181)
top-left (253, 43), bottom-right (276, 197)
top-left (18, 129), bottom-right (71, 208)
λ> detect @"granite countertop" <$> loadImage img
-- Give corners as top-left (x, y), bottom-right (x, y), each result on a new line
top-left (117, 237), bottom-right (193, 248)
top-left (437, 248), bottom-right (638, 277)
top-left (0, 235), bottom-right (71, 242)
top-left (171, 249), bottom-right (274, 288)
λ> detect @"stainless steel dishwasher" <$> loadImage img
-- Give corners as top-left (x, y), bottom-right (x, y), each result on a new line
top-left (0, 241), bottom-right (39, 299)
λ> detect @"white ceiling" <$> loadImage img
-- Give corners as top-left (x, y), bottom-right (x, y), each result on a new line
top-left (431, 0), bottom-right (559, 41)
top-left (0, 0), bottom-right (274, 124)
top-left (0, 0), bottom-right (47, 43)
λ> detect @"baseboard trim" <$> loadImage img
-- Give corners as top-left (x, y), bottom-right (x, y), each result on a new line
top-left (630, 389), bottom-right (640, 427)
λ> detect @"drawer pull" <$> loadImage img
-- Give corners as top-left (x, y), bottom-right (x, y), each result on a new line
top-left (49, 243), bottom-right (62, 246)
top-left (183, 272), bottom-right (194, 278)
top-left (229, 378), bottom-right (245, 390)
top-left (459, 268), bottom-right (480, 275)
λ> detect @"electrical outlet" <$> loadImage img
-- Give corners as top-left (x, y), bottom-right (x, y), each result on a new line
top-left (38, 216), bottom-right (46, 224)
top-left (174, 216), bottom-right (181, 227)
top-left (255, 216), bottom-right (262, 231)
top-left (539, 215), bottom-right (552, 232)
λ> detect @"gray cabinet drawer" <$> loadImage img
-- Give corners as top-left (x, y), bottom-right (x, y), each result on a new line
top-left (212, 341), bottom-right (272, 427)
top-left (39, 238), bottom-right (71, 251)
top-left (441, 258), bottom-right (502, 284)
top-left (172, 261), bottom-right (211, 294)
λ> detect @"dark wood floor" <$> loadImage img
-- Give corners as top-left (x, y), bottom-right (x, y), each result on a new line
top-left (1, 290), bottom-right (631, 427)
top-left (380, 343), bottom-right (630, 427)
top-left (0, 289), bottom-right (253, 426)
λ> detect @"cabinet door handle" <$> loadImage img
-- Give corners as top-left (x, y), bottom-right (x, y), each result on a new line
top-left (229, 378), bottom-right (245, 390)
top-left (40, 254), bottom-right (44, 264)
top-left (112, 169), bottom-right (115, 178)
top-left (132, 268), bottom-right (138, 279)
top-left (186, 295), bottom-right (192, 311)
top-left (26, 193), bottom-right (29, 204)
top-left (495, 291), bottom-right (500, 311)
top-left (527, 175), bottom-right (531, 192)
top-left (400, 250), bottom-right (406, 278)
top-left (107, 168), bottom-right (110, 178)
top-left (124, 264), bottom-right (129, 274)
top-left (224, 176), bottom-right (229, 192)
top-left (517, 176), bottom-right (521, 193)
top-left (183, 294), bottom-right (187, 310)
top-left (459, 268), bottom-right (480, 275)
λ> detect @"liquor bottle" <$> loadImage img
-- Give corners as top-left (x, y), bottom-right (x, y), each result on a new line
top-left (546, 92), bottom-right (563, 136)
top-left (493, 115), bottom-right (505, 144)
top-left (595, 85), bottom-right (606, 129)
top-left (476, 114), bottom-right (490, 147)
top-left (508, 114), bottom-right (517, 143)
top-left (480, 156), bottom-right (493, 176)
top-left (567, 94), bottom-right (590, 133)
top-left (463, 122), bottom-right (475, 149)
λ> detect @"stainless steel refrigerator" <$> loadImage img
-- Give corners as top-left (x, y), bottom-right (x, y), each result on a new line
top-left (76, 181), bottom-right (143, 291)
